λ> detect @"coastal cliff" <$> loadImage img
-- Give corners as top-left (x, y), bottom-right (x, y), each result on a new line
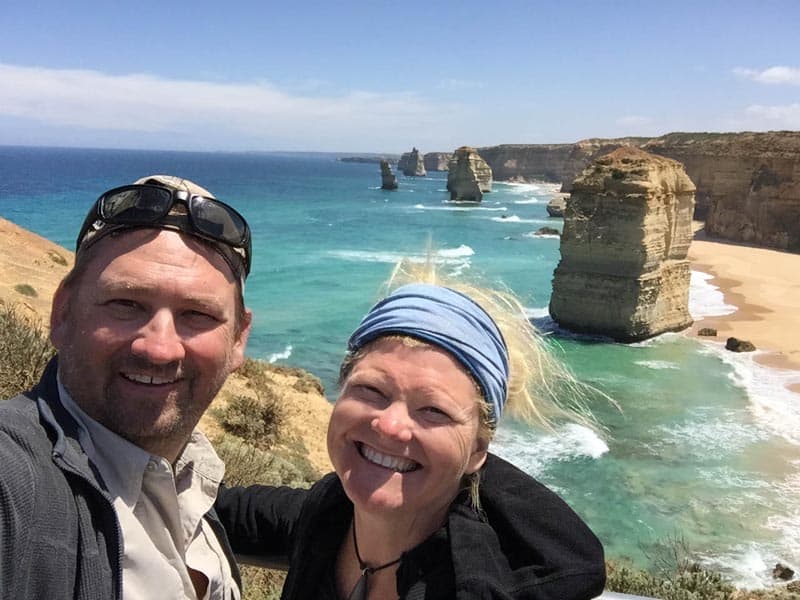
top-left (423, 152), bottom-right (453, 171)
top-left (644, 132), bottom-right (800, 250)
top-left (550, 148), bottom-right (696, 342)
top-left (479, 131), bottom-right (800, 253)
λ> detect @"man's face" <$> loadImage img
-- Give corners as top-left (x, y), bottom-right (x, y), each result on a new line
top-left (50, 228), bottom-right (251, 460)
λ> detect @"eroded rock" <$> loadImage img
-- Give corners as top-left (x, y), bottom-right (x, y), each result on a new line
top-left (725, 337), bottom-right (756, 352)
top-left (380, 160), bottom-right (398, 190)
top-left (447, 146), bottom-right (492, 202)
top-left (398, 147), bottom-right (426, 177)
top-left (550, 147), bottom-right (696, 341)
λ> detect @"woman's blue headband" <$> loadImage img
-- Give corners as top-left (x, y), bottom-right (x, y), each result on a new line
top-left (347, 283), bottom-right (510, 423)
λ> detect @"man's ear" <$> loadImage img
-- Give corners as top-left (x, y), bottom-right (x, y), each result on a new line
top-left (231, 308), bottom-right (253, 371)
top-left (49, 281), bottom-right (72, 350)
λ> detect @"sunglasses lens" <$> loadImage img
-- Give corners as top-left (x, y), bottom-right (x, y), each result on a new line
top-left (191, 197), bottom-right (248, 245)
top-left (101, 187), bottom-right (173, 222)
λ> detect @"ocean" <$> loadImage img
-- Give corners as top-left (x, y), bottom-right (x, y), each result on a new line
top-left (1, 146), bottom-right (798, 588)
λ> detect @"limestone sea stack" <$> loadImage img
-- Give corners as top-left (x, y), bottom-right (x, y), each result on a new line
top-left (380, 160), bottom-right (398, 190)
top-left (397, 147), bottom-right (426, 177)
top-left (550, 147), bottom-right (696, 342)
top-left (446, 146), bottom-right (492, 202)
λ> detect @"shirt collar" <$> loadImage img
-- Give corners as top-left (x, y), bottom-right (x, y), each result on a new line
top-left (55, 372), bottom-right (225, 508)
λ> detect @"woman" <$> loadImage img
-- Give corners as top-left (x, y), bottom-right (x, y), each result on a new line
top-left (217, 267), bottom-right (607, 599)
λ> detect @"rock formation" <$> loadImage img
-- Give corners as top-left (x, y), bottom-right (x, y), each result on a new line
top-left (380, 160), bottom-right (398, 190)
top-left (643, 132), bottom-right (800, 250)
top-left (397, 147), bottom-right (426, 177)
top-left (550, 147), bottom-right (696, 342)
top-left (478, 139), bottom-right (648, 190)
top-left (477, 132), bottom-right (800, 253)
top-left (725, 337), bottom-right (756, 352)
top-left (546, 193), bottom-right (568, 217)
top-left (423, 152), bottom-right (453, 171)
top-left (446, 146), bottom-right (493, 202)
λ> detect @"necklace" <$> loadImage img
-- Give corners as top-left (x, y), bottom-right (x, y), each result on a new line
top-left (346, 519), bottom-right (402, 600)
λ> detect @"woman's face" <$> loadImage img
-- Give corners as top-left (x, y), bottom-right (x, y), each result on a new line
top-left (327, 337), bottom-right (488, 525)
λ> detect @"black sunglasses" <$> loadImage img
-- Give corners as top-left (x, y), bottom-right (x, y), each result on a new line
top-left (76, 184), bottom-right (252, 276)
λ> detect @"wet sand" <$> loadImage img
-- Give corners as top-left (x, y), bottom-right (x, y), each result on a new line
top-left (687, 228), bottom-right (800, 393)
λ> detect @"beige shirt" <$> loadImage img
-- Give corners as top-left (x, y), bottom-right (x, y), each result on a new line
top-left (58, 379), bottom-right (240, 600)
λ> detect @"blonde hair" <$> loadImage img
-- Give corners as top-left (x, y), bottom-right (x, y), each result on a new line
top-left (380, 257), bottom-right (608, 438)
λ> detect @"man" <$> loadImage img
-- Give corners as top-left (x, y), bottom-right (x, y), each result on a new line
top-left (0, 175), bottom-right (253, 599)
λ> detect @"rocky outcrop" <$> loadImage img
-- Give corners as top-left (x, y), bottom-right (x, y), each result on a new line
top-left (550, 147), bottom-right (696, 342)
top-left (546, 193), bottom-right (569, 217)
top-left (380, 160), bottom-right (398, 190)
top-left (447, 146), bottom-right (492, 202)
top-left (725, 337), bottom-right (756, 352)
top-left (478, 138), bottom-right (649, 190)
top-left (479, 132), bottom-right (800, 252)
top-left (397, 147), bottom-right (426, 177)
top-left (477, 144), bottom-right (573, 184)
top-left (643, 132), bottom-right (800, 250)
top-left (423, 152), bottom-right (453, 171)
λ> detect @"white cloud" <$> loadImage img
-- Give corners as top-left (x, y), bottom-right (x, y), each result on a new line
top-left (0, 63), bottom-right (459, 150)
top-left (733, 66), bottom-right (800, 85)
top-left (744, 103), bottom-right (800, 128)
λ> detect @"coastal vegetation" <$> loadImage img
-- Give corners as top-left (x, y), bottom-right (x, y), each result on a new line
top-left (0, 302), bottom-right (797, 599)
top-left (12, 283), bottom-right (37, 297)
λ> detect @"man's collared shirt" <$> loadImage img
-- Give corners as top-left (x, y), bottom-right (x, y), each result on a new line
top-left (58, 378), bottom-right (240, 600)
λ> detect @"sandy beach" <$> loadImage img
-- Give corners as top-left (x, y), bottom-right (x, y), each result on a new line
top-left (687, 227), bottom-right (800, 394)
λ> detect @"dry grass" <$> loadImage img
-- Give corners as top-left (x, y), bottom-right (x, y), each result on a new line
top-left (0, 301), bottom-right (55, 398)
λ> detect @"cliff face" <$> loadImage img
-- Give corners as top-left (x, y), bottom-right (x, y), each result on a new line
top-left (479, 132), bottom-right (800, 252)
top-left (447, 146), bottom-right (492, 202)
top-left (423, 152), bottom-right (453, 171)
top-left (478, 139), bottom-right (649, 189)
top-left (397, 147), bottom-right (426, 177)
top-left (643, 132), bottom-right (800, 250)
top-left (477, 144), bottom-right (574, 184)
top-left (550, 147), bottom-right (696, 342)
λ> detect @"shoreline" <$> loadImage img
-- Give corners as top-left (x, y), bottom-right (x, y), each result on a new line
top-left (687, 228), bottom-right (800, 394)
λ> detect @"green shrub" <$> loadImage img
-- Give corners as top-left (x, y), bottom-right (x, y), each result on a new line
top-left (212, 392), bottom-right (283, 450)
top-left (0, 302), bottom-right (55, 398)
top-left (238, 566), bottom-right (285, 600)
top-left (47, 250), bottom-right (69, 266)
top-left (215, 433), bottom-right (318, 489)
top-left (13, 283), bottom-right (37, 297)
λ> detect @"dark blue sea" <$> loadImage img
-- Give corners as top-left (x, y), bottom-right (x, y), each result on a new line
top-left (2, 145), bottom-right (798, 588)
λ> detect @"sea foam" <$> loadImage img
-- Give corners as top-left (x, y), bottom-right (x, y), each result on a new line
top-left (268, 344), bottom-right (293, 363)
top-left (495, 181), bottom-right (561, 195)
top-left (490, 215), bottom-right (549, 224)
top-left (411, 203), bottom-right (507, 212)
top-left (689, 270), bottom-right (737, 319)
top-left (493, 423), bottom-right (609, 479)
top-left (325, 245), bottom-right (474, 266)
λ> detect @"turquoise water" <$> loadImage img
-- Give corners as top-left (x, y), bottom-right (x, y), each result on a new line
top-left (2, 146), bottom-right (798, 588)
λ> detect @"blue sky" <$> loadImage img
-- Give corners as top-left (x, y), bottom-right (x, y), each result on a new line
top-left (1, 0), bottom-right (798, 152)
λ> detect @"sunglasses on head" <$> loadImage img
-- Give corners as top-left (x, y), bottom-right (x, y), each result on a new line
top-left (76, 184), bottom-right (252, 277)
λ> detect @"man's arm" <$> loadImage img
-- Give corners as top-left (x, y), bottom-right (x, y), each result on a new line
top-left (214, 483), bottom-right (309, 568)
